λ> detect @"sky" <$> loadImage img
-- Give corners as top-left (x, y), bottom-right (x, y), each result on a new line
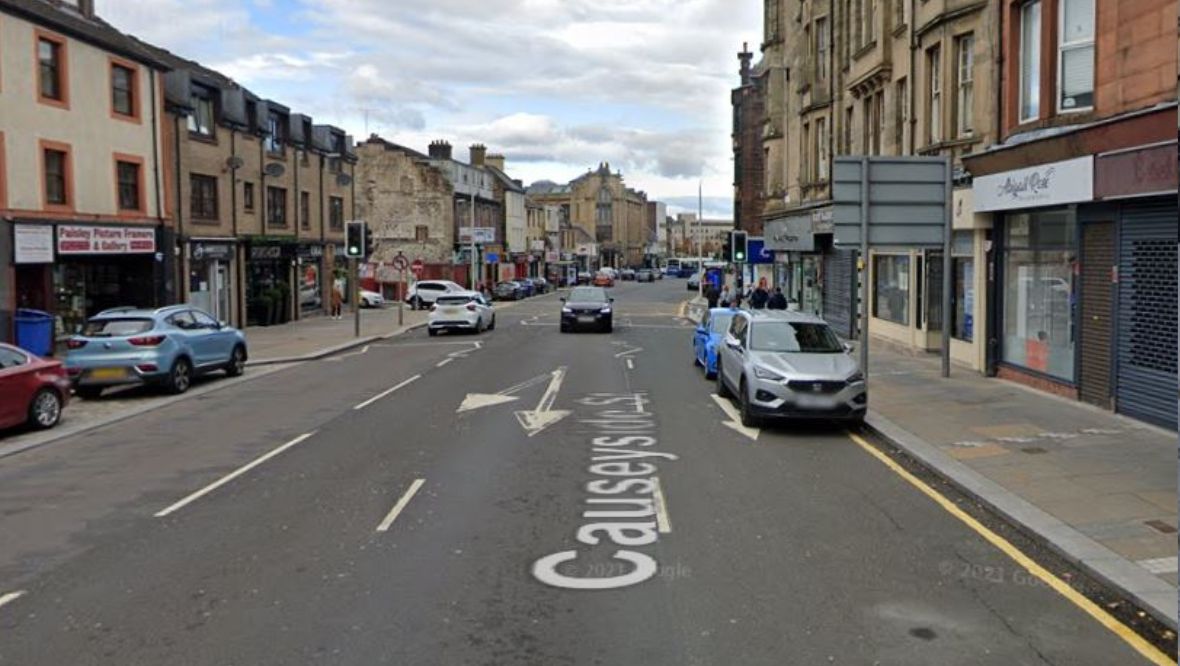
top-left (95, 0), bottom-right (762, 219)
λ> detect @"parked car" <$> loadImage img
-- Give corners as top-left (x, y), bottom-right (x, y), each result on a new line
top-left (593, 272), bottom-right (615, 288)
top-left (428, 292), bottom-right (495, 336)
top-left (65, 306), bottom-right (248, 398)
top-left (513, 280), bottom-right (535, 298)
top-left (687, 273), bottom-right (701, 291)
top-left (360, 289), bottom-right (385, 308)
top-left (0, 343), bottom-right (71, 431)
top-left (408, 280), bottom-right (465, 310)
top-left (529, 277), bottom-right (549, 294)
top-left (620, 268), bottom-right (637, 281)
top-left (494, 281), bottom-right (522, 300)
top-left (576, 271), bottom-right (593, 285)
top-left (636, 269), bottom-right (655, 283)
top-left (715, 310), bottom-right (866, 427)
top-left (692, 308), bottom-right (739, 379)
top-left (560, 287), bottom-right (614, 333)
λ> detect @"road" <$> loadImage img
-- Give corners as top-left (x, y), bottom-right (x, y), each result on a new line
top-left (0, 279), bottom-right (1166, 665)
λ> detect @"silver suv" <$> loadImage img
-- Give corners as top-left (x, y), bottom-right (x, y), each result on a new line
top-left (716, 310), bottom-right (866, 427)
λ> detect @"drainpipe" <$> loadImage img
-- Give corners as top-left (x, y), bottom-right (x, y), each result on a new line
top-left (172, 114), bottom-right (184, 304)
top-left (231, 129), bottom-right (242, 327)
top-left (150, 72), bottom-right (170, 306)
top-left (908, 0), bottom-right (917, 155)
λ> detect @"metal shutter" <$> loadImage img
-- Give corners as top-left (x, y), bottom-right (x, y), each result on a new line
top-left (1116, 201), bottom-right (1178, 430)
top-left (823, 249), bottom-right (858, 339)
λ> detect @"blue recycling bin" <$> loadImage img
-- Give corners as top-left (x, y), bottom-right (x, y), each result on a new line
top-left (15, 309), bottom-right (54, 358)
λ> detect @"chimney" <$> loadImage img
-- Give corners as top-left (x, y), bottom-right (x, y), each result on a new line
top-left (469, 144), bottom-right (487, 167)
top-left (428, 140), bottom-right (452, 160)
top-left (485, 153), bottom-right (506, 172)
top-left (739, 42), bottom-right (753, 86)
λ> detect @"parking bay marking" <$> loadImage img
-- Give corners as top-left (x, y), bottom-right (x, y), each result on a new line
top-left (376, 478), bottom-right (426, 532)
top-left (155, 432), bottom-right (317, 518)
top-left (354, 375), bottom-right (422, 411)
top-left (709, 394), bottom-right (760, 442)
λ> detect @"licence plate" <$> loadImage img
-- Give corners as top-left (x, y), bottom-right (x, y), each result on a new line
top-left (441, 307), bottom-right (462, 315)
top-left (577, 315), bottom-right (596, 323)
top-left (90, 367), bottom-right (128, 381)
top-left (795, 394), bottom-right (835, 409)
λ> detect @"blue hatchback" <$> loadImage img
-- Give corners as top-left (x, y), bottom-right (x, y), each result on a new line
top-left (692, 307), bottom-right (739, 379)
top-left (65, 305), bottom-right (248, 398)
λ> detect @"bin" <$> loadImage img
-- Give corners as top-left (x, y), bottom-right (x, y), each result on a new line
top-left (15, 309), bottom-right (54, 358)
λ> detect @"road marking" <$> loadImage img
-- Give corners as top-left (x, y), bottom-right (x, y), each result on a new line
top-left (326, 345), bottom-right (369, 362)
top-left (626, 358), bottom-right (635, 370)
top-left (614, 346), bottom-right (644, 358)
top-left (155, 432), bottom-right (316, 518)
top-left (437, 358), bottom-right (453, 368)
top-left (354, 375), bottom-right (422, 411)
top-left (709, 394), bottom-right (760, 442)
top-left (652, 477), bottom-right (672, 534)
top-left (0, 590), bottom-right (26, 611)
top-left (847, 432), bottom-right (1176, 666)
top-left (376, 478), bottom-right (426, 532)
top-left (514, 367), bottom-right (570, 437)
top-left (456, 369), bottom-right (557, 413)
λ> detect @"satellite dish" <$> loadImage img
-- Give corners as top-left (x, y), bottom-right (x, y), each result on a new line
top-left (264, 162), bottom-right (286, 178)
top-left (225, 156), bottom-right (245, 170)
top-left (336, 173), bottom-right (353, 187)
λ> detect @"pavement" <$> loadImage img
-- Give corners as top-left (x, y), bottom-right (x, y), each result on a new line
top-left (0, 282), bottom-right (1173, 665)
top-left (686, 296), bottom-right (1178, 631)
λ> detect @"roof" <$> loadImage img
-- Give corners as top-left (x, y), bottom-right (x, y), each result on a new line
top-left (0, 0), bottom-right (170, 69)
top-left (742, 309), bottom-right (827, 325)
top-left (485, 165), bottom-right (525, 193)
top-left (527, 181), bottom-right (571, 196)
top-left (130, 36), bottom-right (237, 91)
top-left (93, 305), bottom-right (188, 318)
top-left (360, 135), bottom-right (432, 161)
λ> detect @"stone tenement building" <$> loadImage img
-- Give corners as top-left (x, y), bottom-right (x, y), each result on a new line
top-left (527, 163), bottom-right (649, 267)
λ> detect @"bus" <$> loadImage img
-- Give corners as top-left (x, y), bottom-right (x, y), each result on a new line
top-left (666, 257), bottom-right (709, 278)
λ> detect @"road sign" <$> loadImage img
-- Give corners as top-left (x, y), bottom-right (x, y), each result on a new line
top-left (391, 254), bottom-right (410, 271)
top-left (459, 227), bottom-right (496, 244)
top-left (832, 156), bottom-right (950, 247)
top-left (411, 259), bottom-right (425, 276)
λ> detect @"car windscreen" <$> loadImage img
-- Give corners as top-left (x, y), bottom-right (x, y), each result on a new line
top-left (569, 287), bottom-right (607, 302)
top-left (82, 318), bottom-right (154, 337)
top-left (709, 314), bottom-right (734, 334)
top-left (749, 322), bottom-right (843, 353)
top-left (436, 296), bottom-right (474, 305)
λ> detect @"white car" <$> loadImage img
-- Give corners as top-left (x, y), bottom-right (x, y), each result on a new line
top-left (428, 292), bottom-right (496, 336)
top-left (359, 289), bottom-right (385, 308)
top-left (408, 280), bottom-right (465, 310)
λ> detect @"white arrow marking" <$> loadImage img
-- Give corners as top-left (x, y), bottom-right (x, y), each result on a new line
top-left (456, 370), bottom-right (555, 413)
top-left (614, 346), bottom-right (644, 358)
top-left (513, 367), bottom-right (570, 437)
top-left (0, 590), bottom-right (27, 611)
top-left (710, 394), bottom-right (760, 442)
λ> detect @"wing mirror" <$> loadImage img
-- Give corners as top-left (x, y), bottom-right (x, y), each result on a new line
top-left (609, 297), bottom-right (615, 303)
top-left (218, 321), bottom-right (228, 330)
top-left (725, 335), bottom-right (742, 350)
top-left (560, 297), bottom-right (567, 302)
top-left (842, 341), bottom-right (855, 354)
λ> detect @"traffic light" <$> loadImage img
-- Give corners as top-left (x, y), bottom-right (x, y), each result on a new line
top-left (731, 230), bottom-right (748, 263)
top-left (364, 224), bottom-right (374, 258)
top-left (722, 233), bottom-right (732, 262)
top-left (345, 221), bottom-right (365, 258)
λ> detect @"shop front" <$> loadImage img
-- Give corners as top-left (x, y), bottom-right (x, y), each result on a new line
top-left (188, 240), bottom-right (236, 325)
top-left (245, 240), bottom-right (296, 327)
top-left (764, 210), bottom-right (825, 318)
top-left (297, 243), bottom-right (326, 316)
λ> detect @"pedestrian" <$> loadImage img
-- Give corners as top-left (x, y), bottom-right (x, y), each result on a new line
top-left (719, 285), bottom-right (732, 308)
top-left (705, 282), bottom-right (721, 309)
top-left (330, 283), bottom-right (344, 320)
top-left (750, 280), bottom-right (770, 310)
top-left (767, 287), bottom-right (788, 310)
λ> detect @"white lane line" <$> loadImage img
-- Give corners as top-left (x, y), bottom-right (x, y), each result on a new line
top-left (437, 358), bottom-right (453, 368)
top-left (0, 590), bottom-right (27, 611)
top-left (155, 432), bottom-right (316, 518)
top-left (652, 477), bottom-right (672, 534)
top-left (626, 358), bottom-right (635, 370)
top-left (353, 375), bottom-right (422, 411)
top-left (376, 478), bottom-right (426, 532)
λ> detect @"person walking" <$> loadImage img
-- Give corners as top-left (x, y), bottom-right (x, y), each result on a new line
top-left (750, 280), bottom-right (770, 310)
top-left (718, 285), bottom-right (732, 308)
top-left (767, 287), bottom-right (788, 310)
top-left (330, 283), bottom-right (344, 320)
top-left (705, 282), bottom-right (721, 309)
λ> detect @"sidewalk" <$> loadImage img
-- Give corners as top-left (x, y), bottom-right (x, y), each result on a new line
top-left (245, 305), bottom-right (429, 365)
top-left (866, 340), bottom-right (1177, 627)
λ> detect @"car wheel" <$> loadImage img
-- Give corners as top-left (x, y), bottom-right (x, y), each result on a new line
top-left (76, 386), bottom-right (104, 400)
top-left (28, 388), bottom-right (62, 429)
top-left (225, 345), bottom-right (247, 377)
top-left (715, 361), bottom-right (732, 398)
top-left (166, 357), bottom-right (193, 395)
top-left (428, 328), bottom-right (439, 337)
top-left (488, 316), bottom-right (496, 331)
top-left (475, 318), bottom-right (485, 334)
top-left (739, 378), bottom-right (761, 428)
top-left (560, 323), bottom-right (570, 333)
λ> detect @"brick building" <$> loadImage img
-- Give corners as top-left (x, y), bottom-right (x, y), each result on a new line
top-left (732, 43), bottom-right (766, 237)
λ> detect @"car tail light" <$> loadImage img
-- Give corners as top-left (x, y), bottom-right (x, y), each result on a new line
top-left (128, 335), bottom-right (166, 347)
top-left (466, 303), bottom-right (477, 312)
top-left (66, 339), bottom-right (88, 350)
top-left (136, 363), bottom-right (159, 372)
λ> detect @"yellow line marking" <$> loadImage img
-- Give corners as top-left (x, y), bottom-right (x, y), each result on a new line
top-left (847, 431), bottom-right (1176, 666)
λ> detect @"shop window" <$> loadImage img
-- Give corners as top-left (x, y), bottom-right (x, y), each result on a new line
top-left (116, 160), bottom-right (142, 211)
top-left (267, 186), bottom-right (288, 227)
top-left (952, 234), bottom-right (975, 342)
top-left (873, 254), bottom-right (910, 326)
top-left (329, 196), bottom-right (344, 230)
top-left (190, 174), bottom-right (218, 220)
top-left (1019, 1), bottom-right (1042, 123)
top-left (1001, 211), bottom-right (1077, 381)
top-left (300, 191), bottom-right (311, 230)
top-left (110, 62), bottom-right (137, 119)
top-left (243, 182), bottom-right (255, 211)
top-left (37, 33), bottom-right (68, 107)
top-left (1058, 0), bottom-right (1094, 112)
top-left (42, 146), bottom-right (70, 207)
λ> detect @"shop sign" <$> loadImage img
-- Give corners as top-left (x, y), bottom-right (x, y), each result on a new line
top-left (764, 215), bottom-right (815, 252)
top-left (973, 156), bottom-right (1093, 213)
top-left (191, 242), bottom-right (234, 261)
top-left (575, 243), bottom-right (598, 257)
top-left (530, 240), bottom-right (546, 251)
top-left (1095, 144), bottom-right (1178, 200)
top-left (297, 244), bottom-right (324, 259)
top-left (14, 225), bottom-right (54, 264)
top-left (811, 208), bottom-right (834, 234)
top-left (58, 225), bottom-right (156, 255)
top-left (459, 227), bottom-right (496, 244)
top-left (546, 251), bottom-right (560, 263)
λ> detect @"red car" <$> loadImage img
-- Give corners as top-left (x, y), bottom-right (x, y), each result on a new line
top-left (0, 343), bottom-right (71, 431)
top-left (592, 272), bottom-right (615, 288)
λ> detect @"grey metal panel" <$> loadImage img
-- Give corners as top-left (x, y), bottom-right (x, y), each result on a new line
top-left (832, 156), bottom-right (951, 248)
top-left (1116, 201), bottom-right (1177, 429)
top-left (288, 113), bottom-right (309, 146)
top-left (869, 183), bottom-right (946, 203)
top-left (253, 100), bottom-right (272, 135)
top-left (220, 88), bottom-right (248, 128)
top-left (311, 126), bottom-right (334, 153)
top-left (162, 69), bottom-right (192, 110)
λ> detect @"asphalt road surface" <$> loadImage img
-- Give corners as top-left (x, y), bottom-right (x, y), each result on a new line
top-left (0, 279), bottom-right (1164, 665)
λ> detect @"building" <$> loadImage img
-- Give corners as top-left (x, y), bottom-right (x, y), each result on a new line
top-left (673, 213), bottom-right (733, 257)
top-left (732, 43), bottom-right (766, 237)
top-left (426, 141), bottom-right (501, 288)
top-left (354, 135), bottom-right (460, 289)
top-left (963, 0), bottom-right (1178, 429)
top-left (525, 199), bottom-right (560, 279)
top-left (481, 151), bottom-right (529, 280)
top-left (1, 0), bottom-right (172, 343)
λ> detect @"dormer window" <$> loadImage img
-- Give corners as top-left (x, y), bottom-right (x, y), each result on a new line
top-left (265, 111), bottom-right (286, 155)
top-left (187, 85), bottom-right (216, 138)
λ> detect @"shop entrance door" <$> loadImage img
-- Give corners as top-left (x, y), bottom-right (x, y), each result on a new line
top-left (215, 263), bottom-right (231, 322)
top-left (1079, 222), bottom-right (1114, 409)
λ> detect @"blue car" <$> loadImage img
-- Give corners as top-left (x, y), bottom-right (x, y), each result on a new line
top-left (513, 280), bottom-right (535, 298)
top-left (693, 307), bottom-right (739, 379)
top-left (65, 305), bottom-right (248, 399)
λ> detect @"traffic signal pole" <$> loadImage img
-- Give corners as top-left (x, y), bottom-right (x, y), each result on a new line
top-left (352, 257), bottom-right (360, 338)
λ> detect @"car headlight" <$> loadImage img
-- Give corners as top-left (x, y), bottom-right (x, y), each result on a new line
top-left (847, 371), bottom-right (865, 384)
top-left (562, 307), bottom-right (573, 314)
top-left (600, 306), bottom-right (612, 313)
top-left (753, 365), bottom-right (785, 381)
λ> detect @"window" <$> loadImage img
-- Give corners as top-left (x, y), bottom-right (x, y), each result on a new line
top-left (190, 174), bottom-right (218, 220)
top-left (267, 187), bottom-right (288, 227)
top-left (853, 0), bottom-right (863, 47)
top-left (955, 34), bottom-right (975, 136)
top-left (116, 160), bottom-right (141, 211)
top-left (415, 225), bottom-right (429, 242)
top-left (927, 45), bottom-right (942, 144)
top-left (895, 78), bottom-right (909, 152)
top-left (750, 322), bottom-right (844, 353)
top-left (844, 107), bottom-right (854, 153)
top-left (873, 254), bottom-right (910, 325)
top-left (0, 347), bottom-right (29, 369)
top-left (871, 92), bottom-right (883, 154)
top-left (866, 0), bottom-right (877, 44)
top-left (802, 122), bottom-right (811, 181)
top-left (816, 117), bottom-right (829, 179)
top-left (329, 196), bottom-right (344, 230)
top-left (300, 191), bottom-right (311, 230)
top-left (1019, 1), bottom-right (1042, 122)
top-left (953, 256), bottom-right (975, 342)
top-left (43, 147), bottom-right (69, 206)
top-left (111, 63), bottom-right (136, 118)
top-left (1058, 0), bottom-right (1094, 111)
top-left (815, 17), bottom-right (829, 83)
top-left (243, 182), bottom-right (255, 211)
top-left (765, 1), bottom-right (780, 42)
top-left (328, 134), bottom-right (345, 173)
top-left (187, 87), bottom-right (215, 138)
top-left (37, 36), bottom-right (67, 104)
top-left (266, 111), bottom-right (286, 155)
top-left (1002, 210), bottom-right (1077, 381)
top-left (190, 311), bottom-right (219, 329)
